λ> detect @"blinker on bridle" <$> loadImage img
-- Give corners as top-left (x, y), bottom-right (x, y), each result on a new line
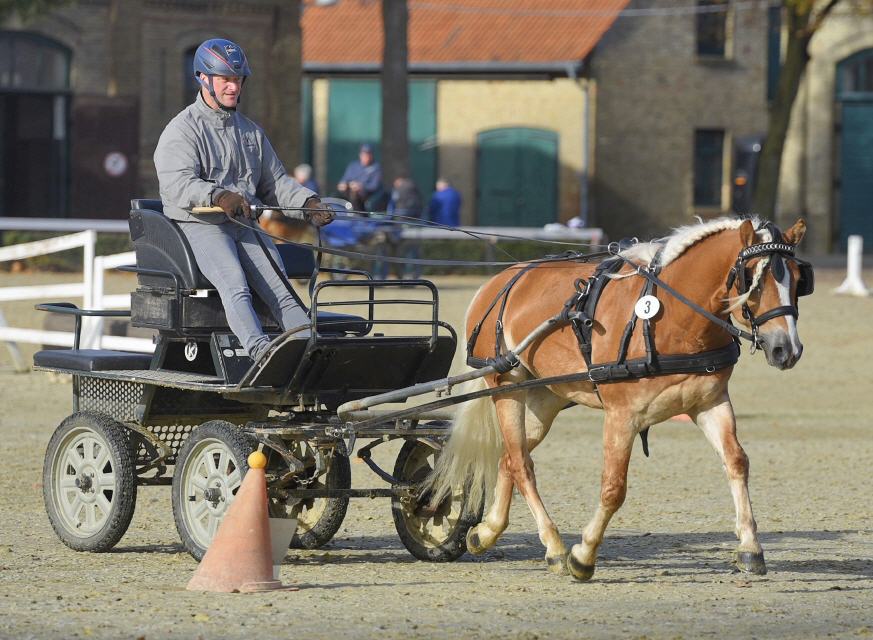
top-left (725, 225), bottom-right (814, 352)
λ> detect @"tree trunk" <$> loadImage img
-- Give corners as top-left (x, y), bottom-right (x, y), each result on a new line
top-left (265, 1), bottom-right (303, 169)
top-left (381, 0), bottom-right (410, 186)
top-left (751, 6), bottom-right (813, 217)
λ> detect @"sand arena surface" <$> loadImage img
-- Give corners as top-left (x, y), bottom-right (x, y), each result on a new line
top-left (0, 269), bottom-right (871, 639)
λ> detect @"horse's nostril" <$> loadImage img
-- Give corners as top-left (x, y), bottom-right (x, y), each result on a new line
top-left (771, 346), bottom-right (785, 361)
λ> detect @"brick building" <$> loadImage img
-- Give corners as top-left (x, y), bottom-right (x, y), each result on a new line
top-left (1, 0), bottom-right (303, 218)
top-left (4, 0), bottom-right (871, 253)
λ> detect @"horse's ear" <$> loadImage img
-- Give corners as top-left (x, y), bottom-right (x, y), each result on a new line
top-left (783, 218), bottom-right (807, 246)
top-left (739, 219), bottom-right (755, 246)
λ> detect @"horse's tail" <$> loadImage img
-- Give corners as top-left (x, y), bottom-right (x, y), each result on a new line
top-left (423, 377), bottom-right (503, 515)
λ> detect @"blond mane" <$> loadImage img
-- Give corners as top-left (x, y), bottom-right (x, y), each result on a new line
top-left (616, 216), bottom-right (773, 310)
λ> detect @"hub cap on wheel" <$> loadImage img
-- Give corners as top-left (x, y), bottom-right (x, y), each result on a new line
top-left (52, 428), bottom-right (119, 538)
top-left (179, 439), bottom-right (243, 549)
top-left (401, 446), bottom-right (463, 548)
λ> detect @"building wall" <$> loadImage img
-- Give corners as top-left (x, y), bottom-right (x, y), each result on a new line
top-left (436, 78), bottom-right (588, 225)
top-left (590, 0), bottom-right (770, 241)
top-left (4, 0), bottom-right (302, 215)
top-left (779, 10), bottom-right (873, 253)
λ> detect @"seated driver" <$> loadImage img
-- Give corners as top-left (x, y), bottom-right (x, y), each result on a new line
top-left (154, 38), bottom-right (333, 361)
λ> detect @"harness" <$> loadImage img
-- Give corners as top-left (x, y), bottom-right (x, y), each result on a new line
top-left (466, 222), bottom-right (814, 387)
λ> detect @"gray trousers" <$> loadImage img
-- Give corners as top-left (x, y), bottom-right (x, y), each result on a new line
top-left (179, 221), bottom-right (310, 361)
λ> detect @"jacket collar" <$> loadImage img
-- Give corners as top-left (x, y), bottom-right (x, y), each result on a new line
top-left (193, 91), bottom-right (234, 124)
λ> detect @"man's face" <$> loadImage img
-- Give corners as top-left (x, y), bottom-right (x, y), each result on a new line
top-left (202, 74), bottom-right (243, 108)
top-left (359, 150), bottom-right (373, 166)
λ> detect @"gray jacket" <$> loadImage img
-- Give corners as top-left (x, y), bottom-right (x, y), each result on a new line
top-left (154, 94), bottom-right (315, 223)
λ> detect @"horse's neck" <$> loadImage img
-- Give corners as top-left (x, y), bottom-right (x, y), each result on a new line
top-left (659, 228), bottom-right (741, 342)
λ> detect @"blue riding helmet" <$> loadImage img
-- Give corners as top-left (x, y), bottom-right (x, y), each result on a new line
top-left (193, 38), bottom-right (251, 78)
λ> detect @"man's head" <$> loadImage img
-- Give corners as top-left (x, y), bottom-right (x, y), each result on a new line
top-left (193, 38), bottom-right (251, 110)
top-left (294, 163), bottom-right (313, 183)
top-left (359, 144), bottom-right (375, 166)
top-left (436, 177), bottom-right (451, 191)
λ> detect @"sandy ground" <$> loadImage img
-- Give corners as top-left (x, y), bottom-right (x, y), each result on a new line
top-left (1, 269), bottom-right (872, 639)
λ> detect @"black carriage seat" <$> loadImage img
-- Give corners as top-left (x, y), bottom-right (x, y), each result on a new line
top-left (33, 349), bottom-right (152, 372)
top-left (128, 199), bottom-right (368, 335)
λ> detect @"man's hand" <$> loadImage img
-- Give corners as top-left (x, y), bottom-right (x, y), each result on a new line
top-left (213, 189), bottom-right (252, 218)
top-left (303, 197), bottom-right (335, 227)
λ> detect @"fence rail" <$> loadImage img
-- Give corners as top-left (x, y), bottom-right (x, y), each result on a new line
top-left (0, 224), bottom-right (151, 371)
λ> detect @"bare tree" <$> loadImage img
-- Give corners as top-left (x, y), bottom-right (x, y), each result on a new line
top-left (381, 0), bottom-right (410, 185)
top-left (752, 0), bottom-right (846, 216)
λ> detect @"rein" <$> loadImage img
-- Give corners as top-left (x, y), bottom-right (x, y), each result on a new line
top-left (465, 221), bottom-right (813, 387)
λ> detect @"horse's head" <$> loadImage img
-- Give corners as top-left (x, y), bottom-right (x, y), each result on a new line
top-left (727, 219), bottom-right (813, 370)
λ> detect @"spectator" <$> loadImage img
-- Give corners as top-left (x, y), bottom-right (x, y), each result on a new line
top-left (293, 163), bottom-right (319, 194)
top-left (376, 176), bottom-right (423, 280)
top-left (428, 177), bottom-right (462, 227)
top-left (337, 143), bottom-right (383, 210)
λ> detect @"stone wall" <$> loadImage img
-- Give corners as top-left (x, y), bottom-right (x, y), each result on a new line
top-left (590, 0), bottom-right (769, 240)
top-left (5, 0), bottom-right (302, 204)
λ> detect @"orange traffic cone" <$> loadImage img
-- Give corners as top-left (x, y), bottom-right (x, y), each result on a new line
top-left (186, 451), bottom-right (297, 593)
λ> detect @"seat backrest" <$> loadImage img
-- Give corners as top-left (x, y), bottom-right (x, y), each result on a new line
top-left (275, 243), bottom-right (317, 279)
top-left (129, 201), bottom-right (212, 290)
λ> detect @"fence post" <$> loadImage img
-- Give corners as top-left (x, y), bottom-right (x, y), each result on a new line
top-left (80, 229), bottom-right (100, 348)
top-left (0, 309), bottom-right (27, 372)
top-left (834, 235), bottom-right (871, 297)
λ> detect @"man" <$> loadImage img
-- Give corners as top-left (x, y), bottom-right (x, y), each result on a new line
top-left (428, 177), bottom-right (462, 227)
top-left (154, 38), bottom-right (333, 362)
top-left (337, 144), bottom-right (383, 210)
top-left (293, 163), bottom-right (319, 194)
top-left (381, 177), bottom-right (423, 279)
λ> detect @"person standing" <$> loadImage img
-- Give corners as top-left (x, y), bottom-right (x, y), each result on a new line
top-left (378, 176), bottom-right (423, 279)
top-left (337, 143), bottom-right (383, 210)
top-left (428, 177), bottom-right (462, 227)
top-left (154, 38), bottom-right (333, 362)
top-left (293, 163), bottom-right (320, 194)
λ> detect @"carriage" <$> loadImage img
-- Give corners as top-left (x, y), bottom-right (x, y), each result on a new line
top-left (35, 199), bottom-right (477, 563)
top-left (35, 202), bottom-right (814, 582)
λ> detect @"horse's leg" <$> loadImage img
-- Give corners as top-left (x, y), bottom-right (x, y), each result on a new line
top-left (568, 411), bottom-right (635, 581)
top-left (467, 388), bottom-right (567, 574)
top-left (492, 388), bottom-right (568, 573)
top-left (693, 397), bottom-right (766, 575)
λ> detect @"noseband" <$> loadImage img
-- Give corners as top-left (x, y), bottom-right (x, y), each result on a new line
top-left (725, 223), bottom-right (814, 349)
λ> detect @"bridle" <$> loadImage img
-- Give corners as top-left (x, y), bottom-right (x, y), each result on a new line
top-left (725, 222), bottom-right (814, 350)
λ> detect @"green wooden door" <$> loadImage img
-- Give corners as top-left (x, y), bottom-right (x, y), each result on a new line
top-left (840, 102), bottom-right (873, 250)
top-left (326, 78), bottom-right (436, 200)
top-left (837, 49), bottom-right (873, 251)
top-left (476, 127), bottom-right (558, 227)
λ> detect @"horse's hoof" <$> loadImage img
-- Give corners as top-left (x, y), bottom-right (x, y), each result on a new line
top-left (736, 551), bottom-right (767, 575)
top-left (567, 553), bottom-right (596, 582)
top-left (546, 552), bottom-right (568, 576)
top-left (466, 528), bottom-right (487, 555)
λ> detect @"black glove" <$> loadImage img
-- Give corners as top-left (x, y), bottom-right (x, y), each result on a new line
top-left (303, 197), bottom-right (335, 227)
top-left (213, 189), bottom-right (252, 218)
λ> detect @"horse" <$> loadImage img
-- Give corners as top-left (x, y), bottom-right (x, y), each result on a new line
top-left (425, 216), bottom-right (812, 581)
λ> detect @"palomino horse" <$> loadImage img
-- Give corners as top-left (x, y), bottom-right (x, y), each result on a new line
top-left (426, 217), bottom-right (811, 581)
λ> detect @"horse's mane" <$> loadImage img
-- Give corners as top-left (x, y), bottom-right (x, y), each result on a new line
top-left (616, 216), bottom-right (773, 310)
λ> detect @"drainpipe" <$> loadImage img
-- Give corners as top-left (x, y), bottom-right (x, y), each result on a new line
top-left (566, 61), bottom-right (589, 226)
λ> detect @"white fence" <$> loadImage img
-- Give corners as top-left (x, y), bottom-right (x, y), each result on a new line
top-left (0, 224), bottom-right (153, 371)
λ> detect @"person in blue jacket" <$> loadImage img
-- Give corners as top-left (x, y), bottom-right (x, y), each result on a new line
top-left (428, 177), bottom-right (462, 227)
top-left (337, 144), bottom-right (383, 210)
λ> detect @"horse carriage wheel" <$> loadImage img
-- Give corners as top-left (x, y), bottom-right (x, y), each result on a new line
top-left (288, 443), bottom-right (351, 549)
top-left (171, 420), bottom-right (258, 560)
top-left (42, 412), bottom-right (137, 552)
top-left (391, 439), bottom-right (481, 562)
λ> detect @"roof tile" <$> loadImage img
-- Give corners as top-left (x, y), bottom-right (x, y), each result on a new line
top-left (303, 0), bottom-right (629, 67)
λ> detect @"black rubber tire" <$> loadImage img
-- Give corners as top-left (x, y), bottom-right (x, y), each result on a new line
top-left (43, 412), bottom-right (137, 552)
top-left (391, 439), bottom-right (481, 562)
top-left (289, 447), bottom-right (351, 549)
top-left (171, 420), bottom-right (257, 561)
